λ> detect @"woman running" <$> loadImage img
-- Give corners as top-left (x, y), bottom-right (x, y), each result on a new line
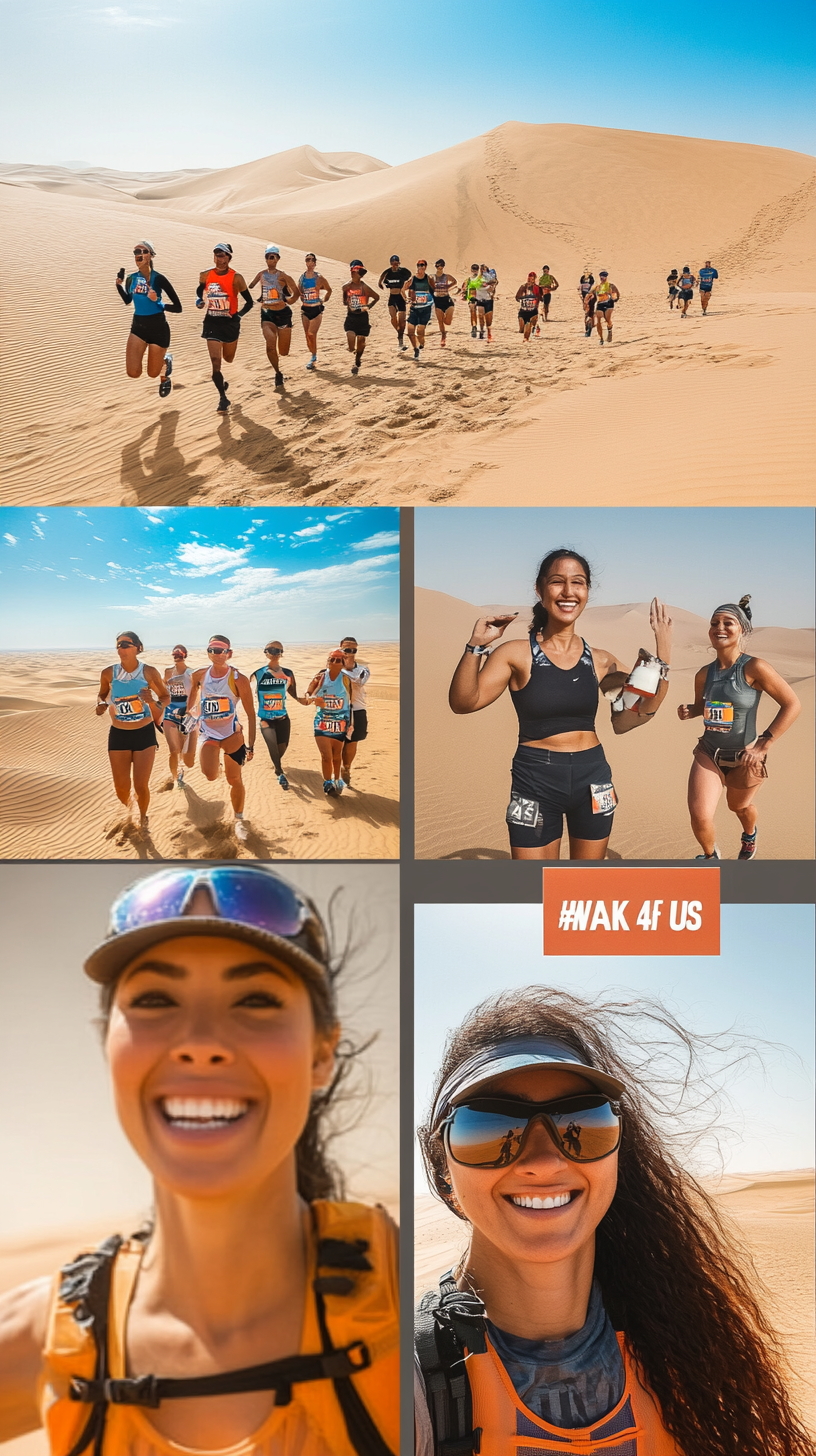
top-left (298, 253), bottom-right (332, 371)
top-left (305, 649), bottom-right (353, 797)
top-left (162, 644), bottom-right (200, 789)
top-left (195, 243), bottom-right (254, 412)
top-left (251, 641), bottom-right (299, 790)
top-left (187, 635), bottom-right (256, 844)
top-left (537, 265), bottom-right (559, 321)
top-left (516, 274), bottom-right (541, 341)
top-left (677, 265), bottom-right (697, 317)
top-left (667, 268), bottom-right (679, 310)
top-left (431, 260), bottom-right (458, 346)
top-left (407, 261), bottom-right (435, 359)
top-left (96, 630), bottom-right (169, 832)
top-left (415, 986), bottom-right (812, 1456)
top-left (0, 863), bottom-right (399, 1455)
top-left (449, 549), bottom-right (673, 860)
top-left (246, 245), bottom-right (300, 388)
top-left (678, 595), bottom-right (800, 861)
top-left (378, 255), bottom-right (412, 351)
top-left (462, 264), bottom-right (482, 337)
top-left (475, 265), bottom-right (497, 341)
top-left (578, 269), bottom-right (595, 335)
top-left (116, 240), bottom-right (182, 397)
top-left (587, 271), bottom-right (620, 344)
top-left (342, 262), bottom-right (379, 375)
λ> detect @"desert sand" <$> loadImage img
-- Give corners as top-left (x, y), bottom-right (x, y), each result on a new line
top-left (0, 643), bottom-right (398, 861)
top-left (414, 1169), bottom-right (816, 1428)
top-left (2, 123), bottom-right (814, 506)
top-left (415, 588), bottom-right (814, 860)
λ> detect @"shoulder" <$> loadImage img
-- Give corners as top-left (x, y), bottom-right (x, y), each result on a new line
top-left (284, 667), bottom-right (296, 680)
top-left (199, 269), bottom-right (209, 281)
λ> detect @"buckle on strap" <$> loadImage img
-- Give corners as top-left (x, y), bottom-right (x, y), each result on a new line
top-left (70, 1375), bottom-right (161, 1408)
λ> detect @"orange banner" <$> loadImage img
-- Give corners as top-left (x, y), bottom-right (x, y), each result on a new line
top-left (543, 867), bottom-right (720, 956)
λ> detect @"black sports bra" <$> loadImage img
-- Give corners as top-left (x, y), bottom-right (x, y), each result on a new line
top-left (510, 632), bottom-right (599, 742)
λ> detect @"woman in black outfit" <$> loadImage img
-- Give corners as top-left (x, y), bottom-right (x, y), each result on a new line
top-left (116, 239), bottom-right (182, 397)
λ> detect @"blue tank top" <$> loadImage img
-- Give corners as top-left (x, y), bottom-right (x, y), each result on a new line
top-left (127, 269), bottom-right (165, 316)
top-left (110, 663), bottom-right (151, 724)
top-left (700, 654), bottom-right (760, 752)
top-left (313, 670), bottom-right (351, 736)
top-left (510, 634), bottom-right (599, 743)
top-left (254, 666), bottom-right (292, 720)
top-left (299, 272), bottom-right (322, 306)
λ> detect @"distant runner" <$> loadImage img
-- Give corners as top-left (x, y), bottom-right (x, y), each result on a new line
top-left (588, 271), bottom-right (620, 344)
top-left (247, 245), bottom-right (300, 387)
top-left (378, 255), bottom-right (412, 351)
top-left (306, 649), bottom-right (353, 796)
top-left (475, 264), bottom-right (497, 341)
top-left (251, 640), bottom-right (298, 790)
top-left (677, 265), bottom-right (697, 317)
top-left (462, 265), bottom-right (482, 337)
top-left (431, 260), bottom-right (458, 346)
top-left (407, 261), bottom-right (435, 359)
top-left (116, 240), bottom-right (181, 397)
top-left (339, 636), bottom-right (371, 788)
top-left (578, 269), bottom-right (595, 336)
top-left (342, 261), bottom-right (379, 375)
top-left (196, 243), bottom-right (254, 412)
top-left (96, 631), bottom-right (169, 833)
top-left (516, 273), bottom-right (541, 341)
top-left (698, 260), bottom-right (719, 314)
top-left (162, 644), bottom-right (199, 789)
top-left (667, 268), bottom-right (679, 310)
top-left (298, 253), bottom-right (332, 370)
top-left (537, 265), bottom-right (559, 321)
top-left (188, 634), bottom-right (256, 843)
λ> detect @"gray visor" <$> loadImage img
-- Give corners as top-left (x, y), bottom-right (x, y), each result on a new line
top-left (432, 1035), bottom-right (625, 1128)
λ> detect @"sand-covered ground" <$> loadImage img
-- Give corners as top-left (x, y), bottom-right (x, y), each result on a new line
top-left (0, 644), bottom-right (398, 861)
top-left (415, 589), bottom-right (814, 860)
top-left (2, 123), bottom-right (813, 506)
top-left (414, 1169), bottom-right (816, 1429)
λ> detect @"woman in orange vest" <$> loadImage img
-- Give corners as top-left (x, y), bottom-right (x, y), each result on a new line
top-left (196, 242), bottom-right (255, 413)
top-left (415, 987), bottom-right (812, 1456)
top-left (0, 865), bottom-right (399, 1455)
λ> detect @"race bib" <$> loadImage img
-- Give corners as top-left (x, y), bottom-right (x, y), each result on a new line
top-left (203, 695), bottom-right (232, 719)
top-left (206, 288), bottom-right (230, 314)
top-left (301, 285), bottom-right (319, 303)
top-left (262, 285), bottom-right (281, 304)
top-left (414, 290), bottom-right (432, 307)
top-left (347, 291), bottom-right (363, 310)
top-left (114, 694), bottom-right (145, 721)
top-left (521, 295), bottom-right (537, 311)
top-left (506, 792), bottom-right (542, 828)
top-left (319, 716), bottom-right (348, 735)
top-left (590, 782), bottom-right (618, 815)
top-left (704, 700), bottom-right (734, 732)
top-left (132, 277), bottom-right (149, 295)
top-left (169, 683), bottom-right (188, 700)
top-left (260, 691), bottom-right (285, 714)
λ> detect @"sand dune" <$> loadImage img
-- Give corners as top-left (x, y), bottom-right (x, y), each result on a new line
top-left (0, 645), bottom-right (398, 861)
top-left (2, 123), bottom-right (813, 506)
top-left (414, 589), bottom-right (814, 860)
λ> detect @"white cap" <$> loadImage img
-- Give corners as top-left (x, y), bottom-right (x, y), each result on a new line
top-left (265, 243), bottom-right (281, 257)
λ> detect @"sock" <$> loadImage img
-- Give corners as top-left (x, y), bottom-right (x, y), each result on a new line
top-left (212, 369), bottom-right (226, 393)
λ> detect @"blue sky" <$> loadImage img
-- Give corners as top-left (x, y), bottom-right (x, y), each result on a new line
top-left (2, 0), bottom-right (813, 170)
top-left (415, 903), bottom-right (814, 1177)
top-left (415, 508), bottom-right (815, 627)
top-left (0, 507), bottom-right (399, 648)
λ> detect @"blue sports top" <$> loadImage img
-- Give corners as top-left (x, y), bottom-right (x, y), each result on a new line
top-left (698, 267), bottom-right (719, 288)
top-left (118, 270), bottom-right (182, 316)
top-left (109, 663), bottom-right (151, 725)
top-left (313, 669), bottom-right (351, 737)
top-left (253, 665), bottom-right (294, 720)
top-left (299, 272), bottom-right (322, 305)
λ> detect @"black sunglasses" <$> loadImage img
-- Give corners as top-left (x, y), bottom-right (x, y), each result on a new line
top-left (208, 646), bottom-right (228, 654)
top-left (343, 646), bottom-right (358, 653)
top-left (117, 640), bottom-right (136, 649)
top-left (440, 1094), bottom-right (622, 1168)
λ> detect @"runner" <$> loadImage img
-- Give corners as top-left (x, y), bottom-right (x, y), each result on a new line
top-left (95, 630), bottom-right (169, 833)
top-left (195, 244), bottom-right (254, 412)
top-left (587, 271), bottom-right (620, 344)
top-left (678, 595), bottom-right (800, 861)
top-left (298, 253), bottom-right (332, 370)
top-left (698, 259), bottom-right (719, 313)
top-left (0, 864), bottom-right (399, 1455)
top-left (407, 261), bottom-right (435, 360)
top-left (305, 649), bottom-right (353, 796)
top-left (414, 988), bottom-right (809, 1456)
top-left (578, 269), bottom-right (595, 336)
top-left (536, 265), bottom-right (559, 321)
top-left (162, 644), bottom-right (199, 789)
top-left (448, 549), bottom-right (673, 859)
top-left (476, 264), bottom-right (497, 341)
top-left (339, 636), bottom-right (371, 788)
top-left (515, 273), bottom-right (541, 341)
top-left (462, 265), bottom-right (482, 337)
top-left (246, 245), bottom-right (300, 387)
top-left (677, 264), bottom-right (696, 317)
top-left (666, 267), bottom-right (679, 310)
top-left (378, 254), bottom-right (412, 351)
top-left (116, 240), bottom-right (182, 396)
top-left (251, 640), bottom-right (298, 790)
top-left (431, 260), bottom-right (458, 346)
top-left (342, 262), bottom-right (379, 375)
top-left (187, 635), bottom-right (256, 844)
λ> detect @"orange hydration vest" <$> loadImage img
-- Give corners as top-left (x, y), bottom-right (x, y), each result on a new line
top-left (41, 1201), bottom-right (399, 1456)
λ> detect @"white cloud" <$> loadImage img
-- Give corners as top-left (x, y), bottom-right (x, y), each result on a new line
top-left (175, 541), bottom-right (250, 577)
top-left (32, 522), bottom-right (45, 539)
top-left (106, 561), bottom-right (122, 569)
top-left (92, 7), bottom-right (179, 27)
top-left (252, 519), bottom-right (265, 525)
top-left (326, 512), bottom-right (352, 523)
top-left (93, 536), bottom-right (104, 542)
top-left (352, 531), bottom-right (400, 551)
top-left (111, 554), bottom-right (398, 618)
top-left (3, 534), bottom-right (17, 545)
top-left (37, 514), bottom-right (48, 522)
top-left (292, 523), bottom-right (327, 539)
top-left (144, 584), bottom-right (174, 595)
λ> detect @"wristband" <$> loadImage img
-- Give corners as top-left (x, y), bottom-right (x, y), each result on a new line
top-left (756, 730), bottom-right (773, 743)
top-left (465, 643), bottom-right (491, 656)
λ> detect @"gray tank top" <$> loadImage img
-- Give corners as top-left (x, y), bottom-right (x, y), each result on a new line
top-left (700, 653), bottom-right (759, 752)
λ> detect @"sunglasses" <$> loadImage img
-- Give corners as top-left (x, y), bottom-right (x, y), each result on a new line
top-left (440, 1094), bottom-right (622, 1168)
top-left (343, 646), bottom-right (358, 653)
top-left (172, 652), bottom-right (186, 658)
top-left (214, 250), bottom-right (230, 258)
top-left (208, 645), bottom-right (228, 654)
top-left (133, 250), bottom-right (150, 257)
top-left (265, 647), bottom-right (283, 654)
top-left (117, 640), bottom-right (136, 649)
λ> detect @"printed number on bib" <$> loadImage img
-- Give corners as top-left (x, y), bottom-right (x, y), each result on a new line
top-left (590, 782), bottom-right (618, 815)
top-left (415, 291), bottom-right (431, 306)
top-left (506, 792), bottom-right (543, 828)
top-left (348, 292), bottom-right (363, 310)
top-left (170, 684), bottom-right (187, 699)
top-left (320, 717), bottom-right (347, 734)
top-left (302, 287), bottom-right (318, 304)
top-left (133, 277), bottom-right (149, 294)
top-left (206, 290), bottom-right (230, 314)
top-left (704, 700), bottom-right (734, 732)
top-left (261, 692), bottom-right (284, 713)
top-left (115, 695), bottom-right (144, 720)
top-left (263, 286), bottom-right (281, 304)
top-left (203, 696), bottom-right (232, 719)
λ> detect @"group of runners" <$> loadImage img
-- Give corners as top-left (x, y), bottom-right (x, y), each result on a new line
top-left (666, 261), bottom-right (719, 313)
top-left (98, 632), bottom-right (371, 842)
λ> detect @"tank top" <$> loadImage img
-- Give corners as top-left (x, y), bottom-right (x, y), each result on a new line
top-left (163, 668), bottom-right (192, 723)
top-left (199, 665), bottom-right (240, 739)
top-left (510, 633), bottom-right (599, 742)
top-left (254, 665), bottom-right (292, 720)
top-left (260, 269), bottom-right (287, 310)
top-left (109, 663), bottom-right (151, 726)
top-left (538, 273), bottom-right (555, 293)
top-left (580, 275), bottom-right (595, 295)
top-left (299, 272), bottom-right (322, 305)
top-left (700, 653), bottom-right (760, 752)
top-left (519, 286), bottom-right (539, 311)
top-left (465, 276), bottom-right (481, 299)
top-left (313, 670), bottom-right (351, 736)
top-left (596, 279), bottom-right (613, 297)
top-left (679, 274), bottom-right (693, 290)
top-left (432, 274), bottom-right (453, 296)
top-left (203, 267), bottom-right (238, 315)
top-left (411, 277), bottom-right (434, 307)
top-left (127, 269), bottom-right (165, 316)
top-left (345, 284), bottom-right (367, 312)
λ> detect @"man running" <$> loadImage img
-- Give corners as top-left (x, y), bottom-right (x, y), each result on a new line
top-left (378, 255), bottom-right (412, 351)
top-left (587, 271), bottom-right (620, 344)
top-left (187, 634), bottom-right (256, 843)
top-left (677, 265), bottom-right (697, 317)
top-left (339, 637), bottom-right (371, 787)
top-left (251, 641), bottom-right (298, 789)
top-left (537, 265), bottom-right (559, 321)
top-left (298, 253), bottom-right (332, 370)
top-left (476, 264), bottom-right (497, 340)
top-left (406, 261), bottom-right (435, 359)
top-left (247, 245), bottom-right (300, 387)
top-left (462, 265), bottom-right (482, 337)
top-left (196, 244), bottom-right (254, 412)
top-left (667, 268), bottom-right (680, 310)
top-left (116, 240), bottom-right (181, 397)
top-left (431, 260), bottom-right (458, 346)
top-left (698, 260), bottom-right (719, 314)
top-left (516, 273), bottom-right (541, 341)
top-left (342, 262), bottom-right (379, 374)
top-left (578, 269), bottom-right (595, 336)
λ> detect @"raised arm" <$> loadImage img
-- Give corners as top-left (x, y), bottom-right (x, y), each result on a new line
top-left (604, 598), bottom-right (673, 735)
top-left (449, 616), bottom-right (520, 713)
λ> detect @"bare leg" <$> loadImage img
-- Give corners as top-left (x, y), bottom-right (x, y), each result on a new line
top-left (131, 746), bottom-right (157, 818)
top-left (687, 752), bottom-right (724, 856)
top-left (125, 334), bottom-right (148, 379)
top-left (223, 752), bottom-right (245, 816)
top-left (146, 342), bottom-right (168, 379)
top-left (108, 751), bottom-right (134, 806)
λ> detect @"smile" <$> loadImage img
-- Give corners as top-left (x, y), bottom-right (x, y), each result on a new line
top-left (159, 1097), bottom-right (249, 1129)
top-left (510, 1192), bottom-right (573, 1209)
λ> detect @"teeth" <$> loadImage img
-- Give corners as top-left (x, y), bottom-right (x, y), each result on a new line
top-left (511, 1192), bottom-right (573, 1209)
top-left (161, 1097), bottom-right (248, 1126)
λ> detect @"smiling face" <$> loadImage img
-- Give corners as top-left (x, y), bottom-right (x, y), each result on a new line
top-left (708, 611), bottom-right (743, 651)
top-left (106, 929), bottom-right (337, 1202)
top-left (445, 1066), bottom-right (618, 1267)
top-left (536, 557), bottom-right (590, 627)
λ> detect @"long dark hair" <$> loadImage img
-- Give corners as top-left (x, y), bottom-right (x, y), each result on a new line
top-left (532, 549), bottom-right (592, 635)
top-left (418, 987), bottom-right (813, 1456)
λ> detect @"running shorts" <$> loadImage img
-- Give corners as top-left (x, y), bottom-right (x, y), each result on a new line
top-left (108, 722), bottom-right (158, 753)
top-left (679, 289), bottom-right (693, 302)
top-left (596, 299), bottom-right (614, 312)
top-left (260, 717), bottom-right (292, 752)
top-left (315, 728), bottom-right (348, 742)
top-left (344, 312), bottom-right (371, 336)
top-left (699, 286), bottom-right (712, 295)
top-left (387, 295), bottom-right (406, 311)
top-left (668, 286), bottom-right (678, 296)
top-left (261, 306), bottom-right (293, 327)
top-left (408, 304), bottom-right (433, 326)
top-left (227, 743), bottom-right (248, 766)
top-left (694, 738), bottom-right (768, 785)
top-left (518, 309), bottom-right (538, 323)
top-left (301, 303), bottom-right (324, 320)
top-left (130, 312), bottom-right (171, 348)
top-left (433, 295), bottom-right (454, 311)
top-left (202, 313), bottom-right (241, 342)
top-left (476, 296), bottom-right (493, 310)
top-left (350, 709), bottom-right (368, 742)
top-left (507, 743), bottom-right (616, 848)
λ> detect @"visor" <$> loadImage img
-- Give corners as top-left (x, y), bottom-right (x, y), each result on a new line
top-left (431, 1034), bottom-right (625, 1128)
top-left (265, 243), bottom-right (281, 256)
top-left (214, 243), bottom-right (233, 257)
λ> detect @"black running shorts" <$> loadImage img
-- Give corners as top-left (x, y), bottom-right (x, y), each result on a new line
top-left (596, 299), bottom-right (614, 312)
top-left (507, 743), bottom-right (616, 848)
top-left (387, 294), bottom-right (406, 311)
top-left (350, 709), bottom-right (368, 742)
top-left (261, 306), bottom-right (293, 327)
top-left (108, 722), bottom-right (158, 752)
top-left (344, 312), bottom-right (371, 336)
top-left (518, 309), bottom-right (538, 323)
top-left (408, 304), bottom-right (433, 326)
top-left (679, 289), bottom-right (693, 302)
top-left (227, 743), bottom-right (248, 766)
top-left (433, 295), bottom-right (454, 311)
top-left (130, 312), bottom-right (171, 348)
top-left (202, 313), bottom-right (241, 342)
top-left (301, 303), bottom-right (324, 320)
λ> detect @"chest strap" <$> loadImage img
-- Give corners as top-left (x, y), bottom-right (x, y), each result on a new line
top-left (415, 1270), bottom-right (488, 1456)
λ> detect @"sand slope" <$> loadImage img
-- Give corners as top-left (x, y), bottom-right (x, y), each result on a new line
top-left (0, 645), bottom-right (398, 861)
top-left (414, 589), bottom-right (814, 860)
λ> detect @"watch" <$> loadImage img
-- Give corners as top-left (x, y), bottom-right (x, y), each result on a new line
top-left (465, 643), bottom-right (491, 656)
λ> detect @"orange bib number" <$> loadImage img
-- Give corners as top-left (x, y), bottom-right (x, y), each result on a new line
top-left (704, 700), bottom-right (734, 732)
top-left (206, 288), bottom-right (230, 314)
top-left (203, 695), bottom-right (232, 719)
top-left (114, 695), bottom-right (144, 721)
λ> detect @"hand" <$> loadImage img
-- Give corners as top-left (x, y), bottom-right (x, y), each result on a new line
top-left (195, 298), bottom-right (205, 309)
top-left (467, 614), bottom-right (518, 649)
top-left (147, 288), bottom-right (158, 302)
top-left (138, 688), bottom-right (152, 702)
top-left (95, 702), bottom-right (108, 716)
top-left (312, 696), bottom-right (326, 708)
top-left (650, 597), bottom-right (673, 660)
top-left (739, 744), bottom-right (768, 773)
top-left (677, 703), bottom-right (694, 720)
top-left (246, 747), bottom-right (254, 762)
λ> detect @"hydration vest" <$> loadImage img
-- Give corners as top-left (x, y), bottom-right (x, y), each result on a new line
top-left (41, 1201), bottom-right (399, 1456)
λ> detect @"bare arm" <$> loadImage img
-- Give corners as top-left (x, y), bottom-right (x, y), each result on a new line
top-left (366, 284), bottom-right (380, 306)
top-left (0, 1277), bottom-right (51, 1440)
top-left (449, 616), bottom-right (520, 713)
top-left (187, 668), bottom-right (206, 715)
top-left (740, 659), bottom-right (801, 771)
top-left (95, 665), bottom-right (113, 716)
top-left (236, 674), bottom-right (256, 755)
top-left (283, 271), bottom-right (301, 303)
top-left (677, 666), bottom-right (709, 722)
top-left (318, 274), bottom-right (332, 302)
top-left (606, 598), bottom-right (673, 735)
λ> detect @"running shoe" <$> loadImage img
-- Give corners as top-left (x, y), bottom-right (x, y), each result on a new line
top-left (738, 830), bottom-right (758, 861)
top-left (278, 772), bottom-right (289, 791)
top-left (306, 359), bottom-right (315, 371)
top-left (234, 817), bottom-right (249, 842)
top-left (217, 392), bottom-right (230, 412)
top-left (487, 329), bottom-right (493, 341)
top-left (176, 768), bottom-right (184, 789)
top-left (159, 353), bottom-right (173, 397)
top-left (274, 370), bottom-right (284, 386)
top-left (607, 329), bottom-right (612, 341)
top-left (479, 330), bottom-right (485, 339)
top-left (334, 778), bottom-right (345, 796)
top-left (471, 326), bottom-right (477, 338)
top-left (413, 347), bottom-right (420, 360)
top-left (694, 846), bottom-right (721, 861)
top-left (351, 364), bottom-right (359, 375)
top-left (323, 779), bottom-right (336, 796)
top-left (419, 342), bottom-right (424, 350)
top-left (535, 326), bottom-right (541, 336)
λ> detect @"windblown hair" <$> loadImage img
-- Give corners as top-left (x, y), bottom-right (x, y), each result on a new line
top-left (531, 549), bottom-right (592, 636)
top-left (117, 629), bottom-right (144, 652)
top-left (418, 987), bottom-right (813, 1456)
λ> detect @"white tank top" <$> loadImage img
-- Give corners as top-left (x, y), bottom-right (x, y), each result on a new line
top-left (199, 666), bottom-right (239, 740)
